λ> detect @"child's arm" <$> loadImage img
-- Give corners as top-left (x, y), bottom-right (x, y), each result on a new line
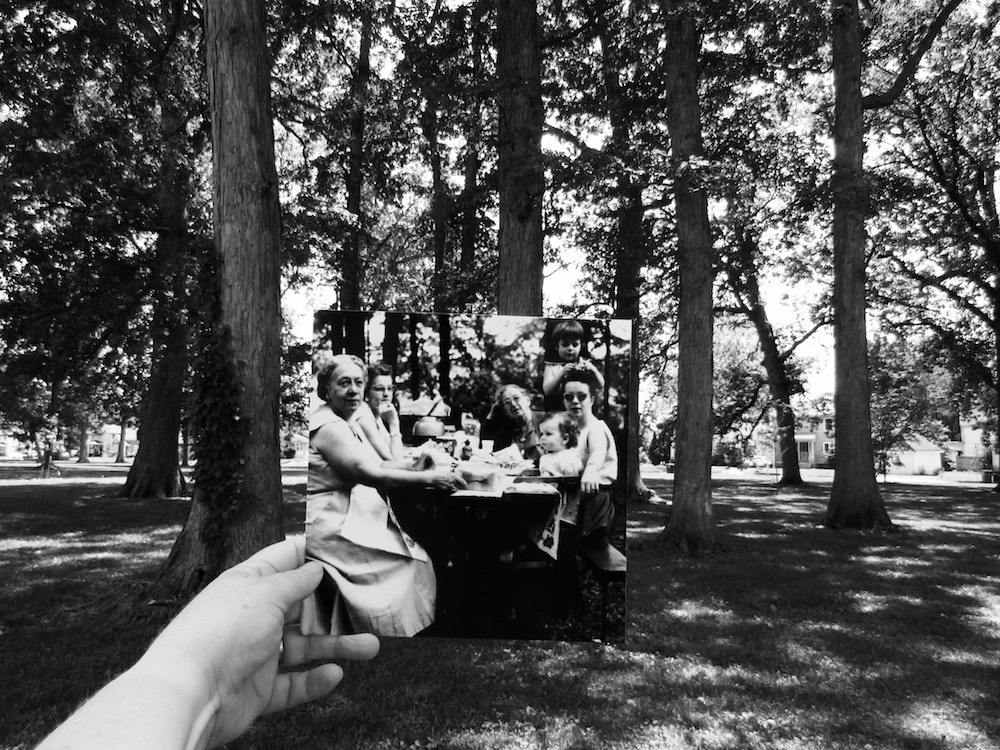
top-left (542, 361), bottom-right (566, 400)
top-left (577, 359), bottom-right (606, 390)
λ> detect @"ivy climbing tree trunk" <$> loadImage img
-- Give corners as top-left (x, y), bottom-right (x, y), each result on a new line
top-left (658, 2), bottom-right (717, 555)
top-left (496, 0), bottom-right (544, 315)
top-left (152, 0), bottom-right (284, 597)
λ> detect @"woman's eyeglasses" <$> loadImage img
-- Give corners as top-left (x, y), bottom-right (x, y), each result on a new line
top-left (563, 392), bottom-right (589, 403)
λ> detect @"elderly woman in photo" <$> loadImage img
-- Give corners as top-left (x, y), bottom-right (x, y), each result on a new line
top-left (482, 383), bottom-right (544, 464)
top-left (303, 354), bottom-right (465, 638)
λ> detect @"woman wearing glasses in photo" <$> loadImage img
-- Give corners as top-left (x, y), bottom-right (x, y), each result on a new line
top-left (560, 368), bottom-right (619, 541)
top-left (353, 362), bottom-right (405, 462)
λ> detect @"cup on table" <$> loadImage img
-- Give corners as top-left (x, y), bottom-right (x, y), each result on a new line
top-left (481, 439), bottom-right (494, 454)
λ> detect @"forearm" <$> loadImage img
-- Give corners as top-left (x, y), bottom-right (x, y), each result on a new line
top-left (36, 665), bottom-right (212, 750)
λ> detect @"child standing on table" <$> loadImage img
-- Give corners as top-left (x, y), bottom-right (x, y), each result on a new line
top-left (541, 319), bottom-right (606, 412)
top-left (538, 411), bottom-right (584, 477)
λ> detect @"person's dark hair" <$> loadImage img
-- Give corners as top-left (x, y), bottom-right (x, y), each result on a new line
top-left (366, 363), bottom-right (394, 394)
top-left (541, 411), bottom-right (579, 449)
top-left (316, 354), bottom-right (367, 402)
top-left (544, 318), bottom-right (590, 360)
top-left (559, 367), bottom-right (601, 404)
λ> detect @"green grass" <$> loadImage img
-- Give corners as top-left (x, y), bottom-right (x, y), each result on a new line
top-left (2, 466), bottom-right (999, 749)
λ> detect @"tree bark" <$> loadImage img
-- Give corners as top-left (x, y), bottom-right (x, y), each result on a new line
top-left (730, 231), bottom-right (804, 485)
top-left (115, 418), bottom-right (127, 463)
top-left (825, 0), bottom-right (891, 529)
top-left (76, 423), bottom-right (89, 463)
top-left (341, 9), bottom-right (372, 311)
top-left (496, 0), bottom-right (544, 315)
top-left (591, 3), bottom-right (651, 502)
top-left (120, 89), bottom-right (189, 500)
top-left (153, 0), bottom-right (284, 597)
top-left (658, 3), bottom-right (717, 554)
top-left (421, 97), bottom-right (451, 312)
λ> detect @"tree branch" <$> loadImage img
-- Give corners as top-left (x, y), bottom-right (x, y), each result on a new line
top-left (862, 0), bottom-right (965, 110)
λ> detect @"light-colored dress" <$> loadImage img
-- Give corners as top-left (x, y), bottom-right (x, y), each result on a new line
top-left (301, 404), bottom-right (435, 637)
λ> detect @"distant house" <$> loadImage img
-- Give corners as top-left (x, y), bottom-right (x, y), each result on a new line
top-left (948, 419), bottom-right (998, 471)
top-left (0, 430), bottom-right (28, 460)
top-left (770, 414), bottom-right (836, 469)
top-left (766, 413), bottom-right (944, 475)
top-left (84, 425), bottom-right (140, 460)
top-left (882, 435), bottom-right (943, 475)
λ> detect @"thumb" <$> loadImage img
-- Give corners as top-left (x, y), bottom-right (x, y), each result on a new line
top-left (268, 561), bottom-right (325, 611)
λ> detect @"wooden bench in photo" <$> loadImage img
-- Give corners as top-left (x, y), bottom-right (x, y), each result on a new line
top-left (577, 539), bottom-right (626, 640)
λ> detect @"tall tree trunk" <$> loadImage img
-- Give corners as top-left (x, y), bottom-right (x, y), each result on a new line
top-left (658, 3), bottom-right (717, 554)
top-left (153, 0), bottom-right (284, 597)
top-left (592, 5), bottom-right (651, 502)
top-left (120, 93), bottom-right (190, 500)
top-left (496, 0), bottom-right (544, 315)
top-left (422, 98), bottom-right (451, 312)
top-left (76, 423), bottom-right (89, 463)
top-left (825, 0), bottom-right (891, 529)
top-left (731, 231), bottom-right (804, 485)
top-left (457, 15), bottom-right (485, 309)
top-left (341, 9), bottom-right (372, 310)
top-left (115, 418), bottom-right (127, 463)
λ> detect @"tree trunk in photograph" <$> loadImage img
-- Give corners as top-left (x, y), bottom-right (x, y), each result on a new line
top-left (120, 97), bottom-right (189, 500)
top-left (383, 313), bottom-right (403, 371)
top-left (153, 0), bottom-right (284, 597)
top-left (658, 5), bottom-right (717, 554)
top-left (341, 9), bottom-right (372, 311)
top-left (614, 184), bottom-right (651, 502)
top-left (496, 0), bottom-right (543, 316)
top-left (825, 0), bottom-right (892, 529)
top-left (438, 314), bottom-right (452, 403)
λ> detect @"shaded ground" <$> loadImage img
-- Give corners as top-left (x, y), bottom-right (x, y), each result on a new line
top-left (2, 468), bottom-right (999, 749)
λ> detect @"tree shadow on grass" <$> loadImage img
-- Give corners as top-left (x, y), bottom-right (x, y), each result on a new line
top-left (6, 473), bottom-right (1000, 750)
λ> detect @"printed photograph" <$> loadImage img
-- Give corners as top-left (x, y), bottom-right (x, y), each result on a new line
top-left (302, 310), bottom-right (634, 642)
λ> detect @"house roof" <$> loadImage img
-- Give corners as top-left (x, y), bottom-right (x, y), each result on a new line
top-left (903, 435), bottom-right (942, 453)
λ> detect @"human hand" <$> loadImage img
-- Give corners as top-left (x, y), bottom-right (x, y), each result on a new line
top-left (135, 538), bottom-right (380, 750)
top-left (425, 468), bottom-right (467, 492)
top-left (581, 465), bottom-right (600, 495)
top-left (378, 402), bottom-right (400, 430)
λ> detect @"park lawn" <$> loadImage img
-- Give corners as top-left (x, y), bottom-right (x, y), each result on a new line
top-left (1, 467), bottom-right (999, 749)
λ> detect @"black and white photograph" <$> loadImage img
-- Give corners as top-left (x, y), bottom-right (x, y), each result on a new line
top-left (5, 1), bottom-right (1000, 749)
top-left (303, 310), bottom-right (633, 642)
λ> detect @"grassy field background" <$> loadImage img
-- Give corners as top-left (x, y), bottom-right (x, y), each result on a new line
top-left (2, 463), bottom-right (999, 749)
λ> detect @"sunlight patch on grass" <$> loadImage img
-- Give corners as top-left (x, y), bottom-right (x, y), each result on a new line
top-left (437, 719), bottom-right (544, 749)
top-left (850, 591), bottom-right (926, 614)
top-left (669, 599), bottom-right (738, 625)
top-left (952, 585), bottom-right (1000, 637)
top-left (897, 699), bottom-right (996, 748)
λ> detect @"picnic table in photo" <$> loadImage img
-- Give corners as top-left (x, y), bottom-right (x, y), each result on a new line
top-left (390, 457), bottom-right (625, 640)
